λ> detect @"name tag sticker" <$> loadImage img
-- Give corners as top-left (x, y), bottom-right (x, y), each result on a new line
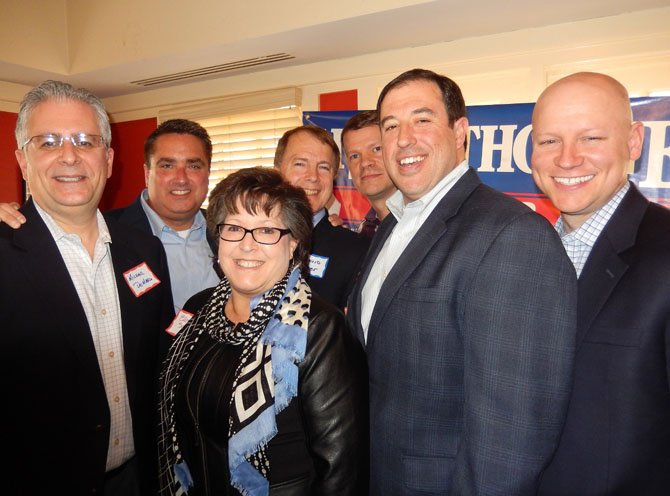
top-left (309, 254), bottom-right (329, 279)
top-left (123, 262), bottom-right (161, 297)
top-left (166, 309), bottom-right (194, 336)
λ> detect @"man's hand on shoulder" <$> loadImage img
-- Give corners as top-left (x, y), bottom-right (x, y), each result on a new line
top-left (0, 202), bottom-right (25, 229)
top-left (328, 213), bottom-right (348, 229)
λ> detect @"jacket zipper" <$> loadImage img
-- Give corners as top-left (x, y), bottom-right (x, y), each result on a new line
top-left (185, 343), bottom-right (221, 496)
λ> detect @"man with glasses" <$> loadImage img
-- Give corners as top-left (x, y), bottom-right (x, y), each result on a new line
top-left (0, 80), bottom-right (173, 495)
top-left (1, 119), bottom-right (220, 312)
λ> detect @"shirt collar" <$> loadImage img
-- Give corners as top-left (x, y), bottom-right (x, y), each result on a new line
top-left (555, 182), bottom-right (630, 245)
top-left (312, 208), bottom-right (327, 227)
top-left (365, 207), bottom-right (379, 223)
top-left (34, 200), bottom-right (111, 244)
top-left (386, 160), bottom-right (469, 221)
top-left (140, 188), bottom-right (205, 236)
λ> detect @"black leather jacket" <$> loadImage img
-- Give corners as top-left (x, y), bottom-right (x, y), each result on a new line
top-left (175, 289), bottom-right (369, 495)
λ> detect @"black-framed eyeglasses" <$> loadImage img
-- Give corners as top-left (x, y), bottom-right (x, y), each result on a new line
top-left (22, 133), bottom-right (107, 151)
top-left (217, 223), bottom-right (292, 245)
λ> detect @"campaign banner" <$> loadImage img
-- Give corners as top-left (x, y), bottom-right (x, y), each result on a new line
top-left (304, 97), bottom-right (670, 228)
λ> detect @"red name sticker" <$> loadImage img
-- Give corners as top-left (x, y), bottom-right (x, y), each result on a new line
top-left (123, 262), bottom-right (161, 297)
top-left (166, 309), bottom-right (194, 336)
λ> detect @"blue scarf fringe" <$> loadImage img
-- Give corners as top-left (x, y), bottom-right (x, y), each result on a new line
top-left (227, 267), bottom-right (308, 496)
top-left (174, 460), bottom-right (194, 492)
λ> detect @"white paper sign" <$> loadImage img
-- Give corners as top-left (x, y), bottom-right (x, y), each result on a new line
top-left (309, 254), bottom-right (329, 279)
top-left (165, 309), bottom-right (194, 336)
top-left (123, 262), bottom-right (161, 297)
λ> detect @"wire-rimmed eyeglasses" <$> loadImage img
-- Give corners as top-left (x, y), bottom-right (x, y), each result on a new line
top-left (217, 223), bottom-right (292, 245)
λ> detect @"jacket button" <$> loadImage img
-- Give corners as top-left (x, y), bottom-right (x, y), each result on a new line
top-left (95, 424), bottom-right (104, 432)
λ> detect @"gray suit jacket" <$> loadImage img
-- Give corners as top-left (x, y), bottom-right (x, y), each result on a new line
top-left (348, 168), bottom-right (577, 495)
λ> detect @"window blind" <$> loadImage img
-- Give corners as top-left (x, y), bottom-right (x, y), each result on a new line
top-left (158, 88), bottom-right (302, 205)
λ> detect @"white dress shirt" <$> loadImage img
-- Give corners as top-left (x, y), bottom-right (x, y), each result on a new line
top-left (360, 161), bottom-right (469, 340)
top-left (35, 202), bottom-right (134, 471)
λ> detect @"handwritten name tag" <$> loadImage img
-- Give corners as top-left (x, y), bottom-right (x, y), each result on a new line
top-left (309, 254), bottom-right (329, 279)
top-left (166, 309), bottom-right (194, 336)
top-left (123, 262), bottom-right (161, 297)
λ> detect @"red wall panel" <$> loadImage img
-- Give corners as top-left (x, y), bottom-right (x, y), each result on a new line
top-left (319, 90), bottom-right (358, 111)
top-left (100, 117), bottom-right (157, 210)
top-left (0, 111), bottom-right (22, 204)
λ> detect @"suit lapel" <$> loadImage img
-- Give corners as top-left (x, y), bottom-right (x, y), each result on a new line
top-left (13, 200), bottom-right (103, 383)
top-left (350, 213), bottom-right (397, 345)
top-left (365, 169), bottom-right (480, 349)
top-left (577, 243), bottom-right (628, 345)
top-left (576, 185), bottom-right (648, 348)
top-left (106, 221), bottom-right (147, 404)
top-left (115, 196), bottom-right (153, 233)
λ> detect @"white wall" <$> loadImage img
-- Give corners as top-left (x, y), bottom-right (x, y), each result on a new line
top-left (2, 7), bottom-right (668, 118)
top-left (106, 7), bottom-right (670, 121)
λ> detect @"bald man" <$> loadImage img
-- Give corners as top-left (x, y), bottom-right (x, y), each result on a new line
top-left (531, 72), bottom-right (670, 495)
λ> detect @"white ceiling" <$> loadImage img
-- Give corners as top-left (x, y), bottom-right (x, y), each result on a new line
top-left (0, 0), bottom-right (668, 98)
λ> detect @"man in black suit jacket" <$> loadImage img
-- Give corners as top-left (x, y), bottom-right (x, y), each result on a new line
top-left (0, 81), bottom-right (174, 495)
top-left (348, 68), bottom-right (577, 495)
top-left (274, 125), bottom-right (369, 309)
top-left (1, 119), bottom-right (220, 313)
top-left (532, 72), bottom-right (670, 494)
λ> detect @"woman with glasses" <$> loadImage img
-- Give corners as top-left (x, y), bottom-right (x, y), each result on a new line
top-left (158, 167), bottom-right (367, 496)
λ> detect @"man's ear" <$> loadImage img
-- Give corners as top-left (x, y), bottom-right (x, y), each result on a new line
top-left (453, 117), bottom-right (469, 151)
top-left (143, 164), bottom-right (151, 188)
top-left (105, 148), bottom-right (114, 179)
top-left (628, 121), bottom-right (644, 161)
top-left (15, 149), bottom-right (28, 181)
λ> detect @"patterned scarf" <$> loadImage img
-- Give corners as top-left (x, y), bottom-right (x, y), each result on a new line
top-left (158, 266), bottom-right (310, 496)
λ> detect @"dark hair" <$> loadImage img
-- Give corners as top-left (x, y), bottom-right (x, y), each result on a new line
top-left (273, 125), bottom-right (340, 174)
top-left (144, 119), bottom-right (212, 167)
top-left (207, 167), bottom-right (313, 274)
top-left (376, 68), bottom-right (468, 150)
top-left (341, 110), bottom-right (379, 150)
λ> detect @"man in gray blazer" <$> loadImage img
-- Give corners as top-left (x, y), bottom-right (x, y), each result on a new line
top-left (347, 68), bottom-right (577, 495)
top-left (532, 72), bottom-right (670, 495)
